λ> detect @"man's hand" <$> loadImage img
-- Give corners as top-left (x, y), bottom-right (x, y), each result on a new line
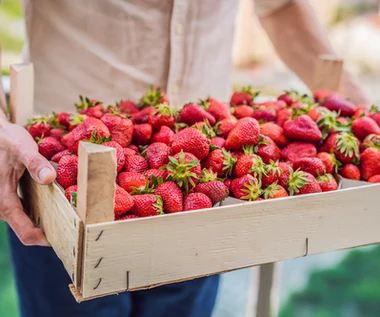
top-left (0, 123), bottom-right (56, 246)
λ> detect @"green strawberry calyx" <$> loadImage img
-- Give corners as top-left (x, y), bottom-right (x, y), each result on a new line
top-left (221, 149), bottom-right (237, 177)
top-left (139, 85), bottom-right (164, 109)
top-left (336, 132), bottom-right (359, 158)
top-left (287, 168), bottom-right (309, 196)
top-left (89, 130), bottom-right (112, 144)
top-left (264, 160), bottom-right (281, 177)
top-left (316, 173), bottom-right (333, 184)
top-left (75, 95), bottom-right (102, 110)
top-left (153, 195), bottom-right (164, 215)
top-left (363, 134), bottom-right (380, 152)
top-left (130, 180), bottom-right (156, 195)
top-left (69, 114), bottom-right (88, 126)
top-left (154, 102), bottom-right (177, 117)
top-left (370, 104), bottom-right (380, 113)
top-left (262, 181), bottom-right (281, 200)
top-left (199, 168), bottom-right (218, 183)
top-left (241, 178), bottom-right (262, 201)
top-left (70, 192), bottom-right (77, 208)
top-left (247, 155), bottom-right (266, 179)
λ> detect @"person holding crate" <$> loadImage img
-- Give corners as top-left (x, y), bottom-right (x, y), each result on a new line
top-left (0, 1), bottom-right (368, 317)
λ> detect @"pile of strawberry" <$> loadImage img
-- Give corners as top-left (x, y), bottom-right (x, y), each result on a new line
top-left (26, 86), bottom-right (380, 220)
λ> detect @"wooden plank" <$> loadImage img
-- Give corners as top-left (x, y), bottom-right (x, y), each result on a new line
top-left (311, 54), bottom-right (343, 92)
top-left (10, 63), bottom-right (34, 126)
top-left (19, 173), bottom-right (84, 287)
top-left (77, 142), bottom-right (116, 224)
top-left (80, 184), bottom-right (380, 299)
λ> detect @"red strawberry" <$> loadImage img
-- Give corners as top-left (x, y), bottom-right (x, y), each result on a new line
top-left (116, 214), bottom-right (139, 221)
top-left (254, 136), bottom-right (281, 164)
top-left (230, 86), bottom-right (257, 106)
top-left (352, 106), bottom-right (369, 119)
top-left (293, 157), bottom-right (326, 177)
top-left (260, 122), bottom-right (289, 148)
top-left (352, 116), bottom-right (380, 140)
top-left (215, 118), bottom-right (237, 139)
top-left (224, 179), bottom-right (232, 190)
top-left (171, 128), bottom-right (210, 160)
top-left (317, 152), bottom-right (340, 174)
top-left (320, 96), bottom-right (356, 117)
top-left (144, 169), bottom-right (168, 185)
top-left (117, 172), bottom-right (147, 193)
top-left (27, 119), bottom-right (51, 139)
top-left (117, 99), bottom-right (139, 114)
top-left (194, 181), bottom-right (229, 204)
top-left (57, 112), bottom-right (71, 129)
top-left (123, 147), bottom-right (137, 158)
top-left (281, 142), bottom-right (317, 163)
top-left (179, 103), bottom-right (216, 126)
top-left (37, 136), bottom-right (66, 160)
top-left (151, 126), bottom-right (175, 145)
top-left (201, 149), bottom-right (237, 178)
top-left (51, 149), bottom-right (72, 163)
top-left (277, 162), bottom-right (292, 188)
top-left (75, 96), bottom-right (103, 118)
top-left (101, 141), bottom-right (125, 172)
top-left (64, 185), bottom-right (78, 206)
top-left (287, 170), bottom-right (322, 195)
top-left (278, 93), bottom-right (295, 106)
top-left (67, 114), bottom-right (88, 132)
top-left (262, 182), bottom-right (288, 199)
top-left (50, 128), bottom-right (65, 141)
top-left (132, 107), bottom-right (155, 124)
top-left (230, 174), bottom-right (262, 201)
top-left (307, 106), bottom-right (329, 122)
top-left (225, 117), bottom-right (260, 150)
top-left (313, 89), bottom-right (340, 102)
top-left (124, 155), bottom-right (149, 173)
top-left (101, 113), bottom-right (134, 147)
top-left (139, 86), bottom-right (169, 108)
top-left (166, 151), bottom-right (201, 192)
top-left (155, 181), bottom-right (183, 213)
top-left (114, 185), bottom-right (135, 217)
top-left (64, 117), bottom-right (110, 153)
top-left (149, 102), bottom-right (177, 131)
top-left (252, 106), bottom-right (277, 122)
top-left (255, 101), bottom-right (286, 112)
top-left (360, 147), bottom-right (380, 181)
top-left (317, 174), bottom-right (338, 192)
top-left (128, 144), bottom-right (139, 152)
top-left (368, 175), bottom-right (380, 183)
top-left (283, 114), bottom-right (322, 142)
top-left (261, 161), bottom-right (281, 188)
top-left (210, 137), bottom-right (225, 148)
top-left (130, 194), bottom-right (163, 217)
top-left (132, 123), bottom-right (152, 146)
top-left (340, 164), bottom-right (361, 180)
top-left (184, 193), bottom-right (213, 211)
top-left (205, 97), bottom-right (231, 121)
top-left (57, 155), bottom-right (78, 189)
top-left (369, 105), bottom-right (380, 126)
top-left (276, 108), bottom-right (292, 127)
top-left (362, 134), bottom-right (380, 152)
top-left (326, 133), bottom-right (360, 164)
top-left (145, 142), bottom-right (170, 169)
top-left (233, 105), bottom-right (253, 119)
top-left (233, 153), bottom-right (265, 179)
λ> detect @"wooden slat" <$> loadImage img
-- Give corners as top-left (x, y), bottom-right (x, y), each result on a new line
top-left (19, 173), bottom-right (84, 287)
top-left (80, 184), bottom-right (380, 299)
top-left (311, 54), bottom-right (343, 92)
top-left (77, 142), bottom-right (116, 224)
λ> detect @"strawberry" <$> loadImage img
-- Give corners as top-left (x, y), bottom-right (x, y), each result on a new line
top-left (254, 136), bottom-right (281, 164)
top-left (144, 169), bottom-right (168, 185)
top-left (116, 214), bottom-right (139, 221)
top-left (57, 112), bottom-right (71, 129)
top-left (128, 144), bottom-right (139, 152)
top-left (352, 116), bottom-right (380, 140)
top-left (151, 126), bottom-right (175, 145)
top-left (252, 106), bottom-right (277, 123)
top-left (50, 128), bottom-right (65, 141)
top-left (132, 123), bottom-right (152, 146)
top-left (145, 142), bottom-right (170, 169)
top-left (117, 172), bottom-right (147, 193)
top-left (130, 194), bottom-right (164, 217)
top-left (260, 122), bottom-right (289, 148)
top-left (184, 193), bottom-right (213, 211)
top-left (281, 142), bottom-right (317, 163)
top-left (101, 141), bottom-right (125, 172)
top-left (362, 134), bottom-right (380, 152)
top-left (352, 106), bottom-right (369, 119)
top-left (37, 136), bottom-right (66, 160)
top-left (230, 86), bottom-right (257, 106)
top-left (287, 170), bottom-right (322, 195)
top-left (230, 174), bottom-right (262, 201)
top-left (369, 105), bottom-right (380, 126)
top-left (101, 113), bottom-right (134, 147)
top-left (307, 106), bottom-right (330, 122)
top-left (155, 181), bottom-right (183, 213)
top-left (75, 96), bottom-right (103, 118)
top-left (64, 185), bottom-right (78, 206)
top-left (261, 161), bottom-right (281, 188)
top-left (320, 96), bottom-right (356, 117)
top-left (27, 118), bottom-right (51, 139)
top-left (225, 117), bottom-right (260, 150)
top-left (139, 86), bottom-right (169, 108)
top-left (179, 103), bottom-right (216, 126)
top-left (205, 97), bottom-right (231, 121)
top-left (231, 151), bottom-right (244, 160)
top-left (210, 137), bottom-right (226, 149)
top-left (194, 181), bottom-right (229, 204)
top-left (166, 151), bottom-right (201, 192)
top-left (67, 114), bottom-right (88, 132)
top-left (313, 89), bottom-right (339, 102)
top-left (368, 175), bottom-right (380, 183)
top-left (123, 147), bottom-right (137, 159)
top-left (277, 162), bottom-right (292, 188)
top-left (233, 105), bottom-right (253, 119)
top-left (51, 149), bottom-right (72, 163)
top-left (233, 152), bottom-right (265, 179)
top-left (255, 101), bottom-right (286, 112)
top-left (317, 174), bottom-right (338, 192)
top-left (124, 155), bottom-right (148, 173)
top-left (360, 147), bottom-right (380, 181)
top-left (171, 128), bottom-right (210, 160)
top-left (149, 102), bottom-right (177, 131)
top-left (283, 114), bottom-right (322, 142)
top-left (340, 164), bottom-right (361, 180)
top-left (278, 93), bottom-right (296, 106)
top-left (276, 108), bottom-right (292, 127)
top-left (215, 118), bottom-right (237, 139)
top-left (262, 182), bottom-right (288, 199)
top-left (329, 133), bottom-right (360, 164)
top-left (201, 149), bottom-right (237, 178)
top-left (132, 107), bottom-right (155, 124)
top-left (293, 157), bottom-right (326, 177)
top-left (114, 185), bottom-right (135, 217)
top-left (64, 117), bottom-right (110, 153)
top-left (117, 99), bottom-right (139, 114)
top-left (224, 179), bottom-right (232, 190)
top-left (57, 155), bottom-right (78, 189)
top-left (316, 152), bottom-right (341, 174)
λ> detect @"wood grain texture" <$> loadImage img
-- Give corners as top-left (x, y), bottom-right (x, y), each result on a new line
top-left (77, 142), bottom-right (116, 224)
top-left (312, 54), bottom-right (343, 91)
top-left (19, 172), bottom-right (84, 287)
top-left (81, 184), bottom-right (380, 299)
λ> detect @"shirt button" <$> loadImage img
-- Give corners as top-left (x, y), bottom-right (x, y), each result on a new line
top-left (171, 84), bottom-right (180, 94)
top-left (175, 24), bottom-right (184, 35)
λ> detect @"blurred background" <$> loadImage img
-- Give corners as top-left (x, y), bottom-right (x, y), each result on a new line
top-left (1, 0), bottom-right (380, 316)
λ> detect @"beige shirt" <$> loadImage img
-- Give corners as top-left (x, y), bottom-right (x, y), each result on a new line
top-left (22, 0), bottom-right (291, 113)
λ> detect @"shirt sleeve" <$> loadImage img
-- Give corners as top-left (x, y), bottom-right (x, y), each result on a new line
top-left (253, 0), bottom-right (294, 17)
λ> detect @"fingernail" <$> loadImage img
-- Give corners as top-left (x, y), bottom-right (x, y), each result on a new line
top-left (39, 167), bottom-right (52, 182)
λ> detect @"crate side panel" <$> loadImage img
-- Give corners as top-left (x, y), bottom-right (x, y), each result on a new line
top-left (82, 185), bottom-right (380, 298)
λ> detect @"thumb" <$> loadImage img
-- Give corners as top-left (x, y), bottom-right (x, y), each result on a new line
top-left (20, 150), bottom-right (56, 185)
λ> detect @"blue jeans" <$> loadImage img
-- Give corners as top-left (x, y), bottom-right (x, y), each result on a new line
top-left (7, 227), bottom-right (220, 317)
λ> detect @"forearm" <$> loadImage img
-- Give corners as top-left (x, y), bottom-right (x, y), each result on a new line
top-left (258, 0), bottom-right (369, 105)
